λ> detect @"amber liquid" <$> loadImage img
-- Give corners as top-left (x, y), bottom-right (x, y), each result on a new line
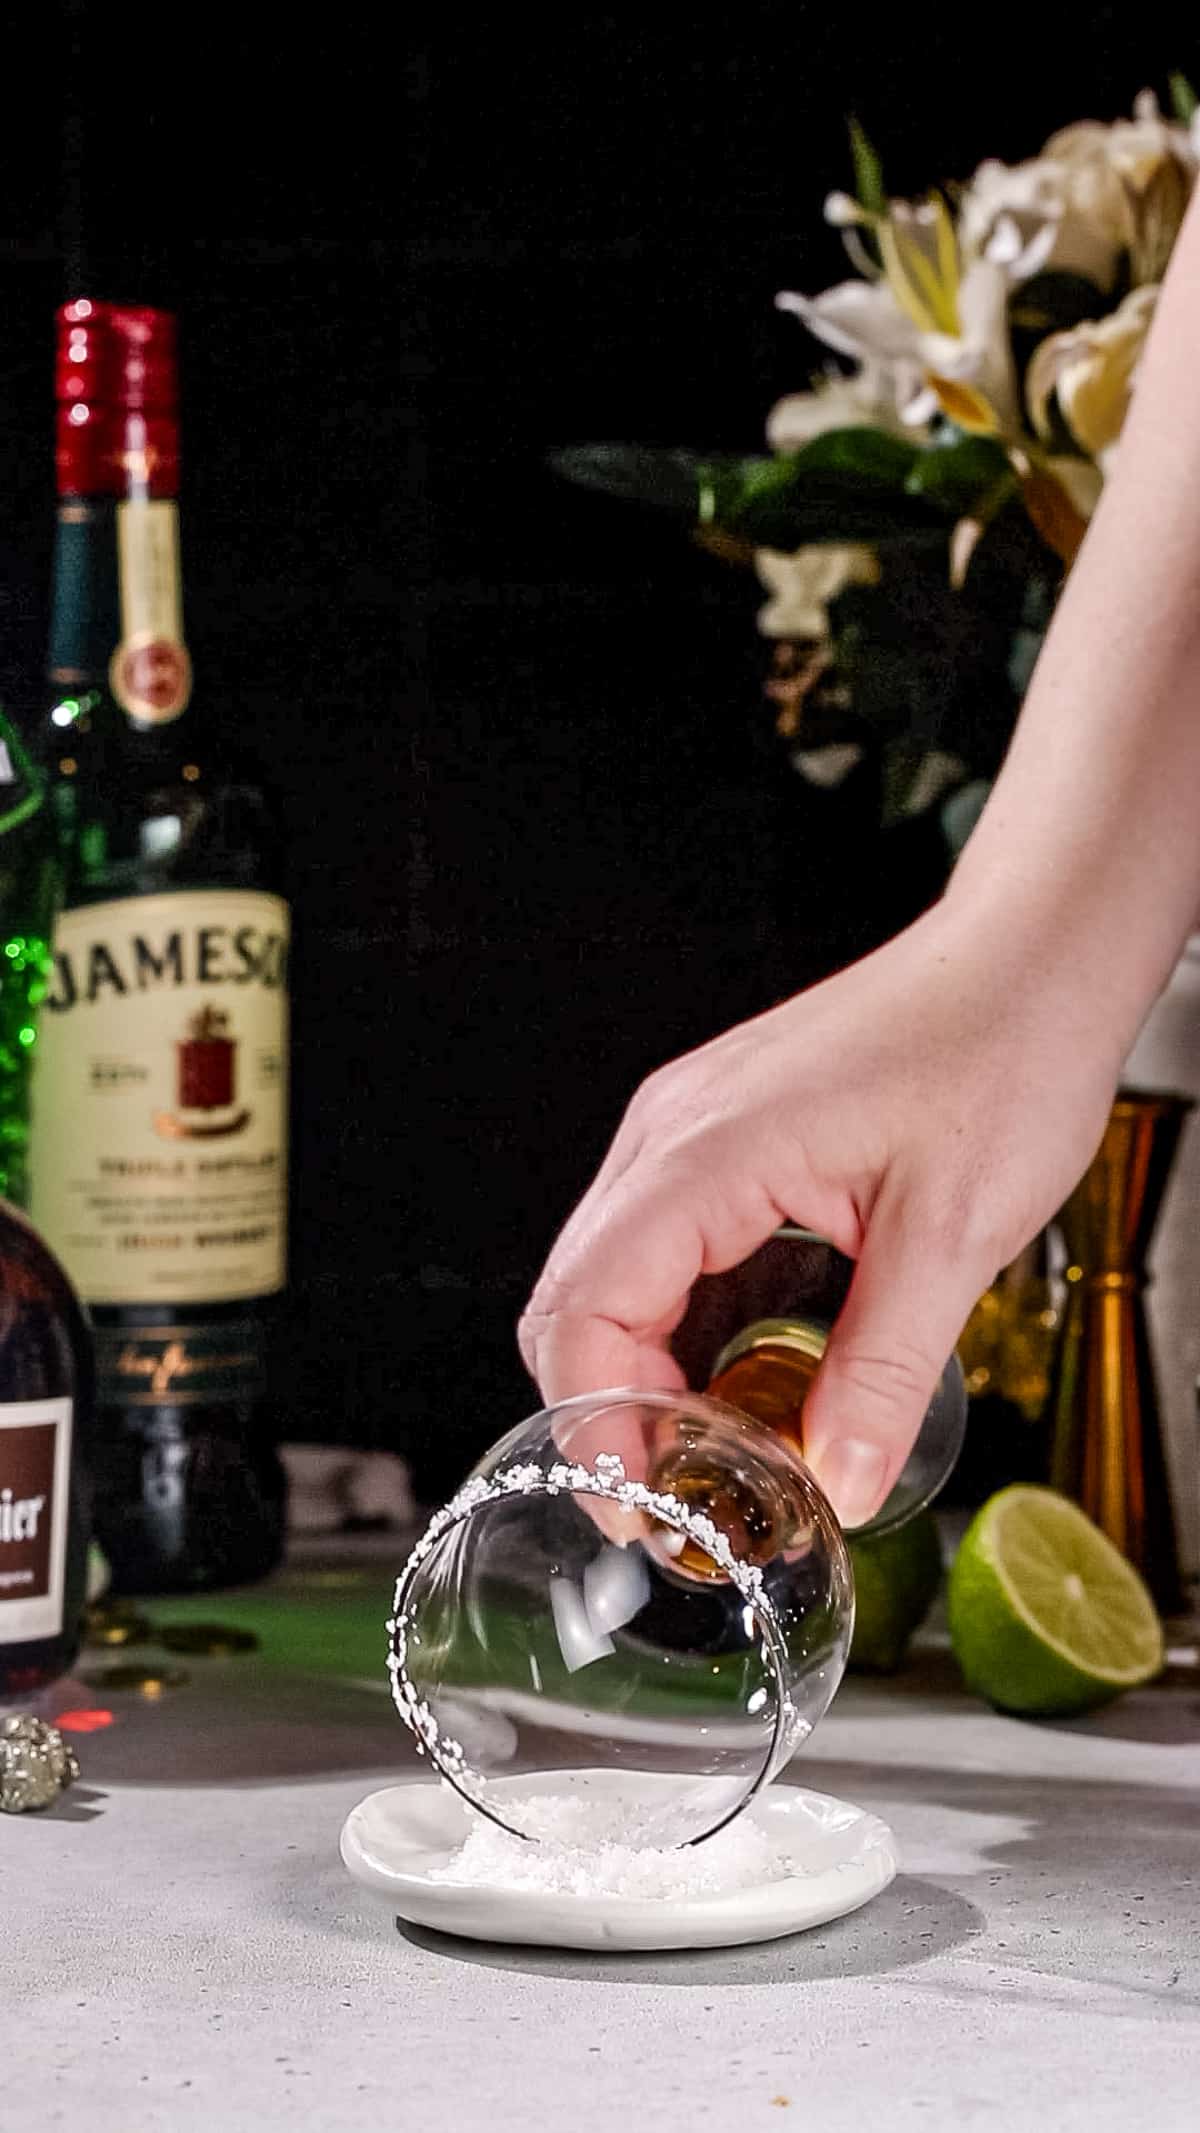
top-left (707, 1342), bottom-right (820, 1455)
top-left (651, 1339), bottom-right (822, 1581)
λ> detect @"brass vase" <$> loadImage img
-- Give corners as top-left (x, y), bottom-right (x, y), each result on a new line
top-left (1049, 1090), bottom-right (1192, 1615)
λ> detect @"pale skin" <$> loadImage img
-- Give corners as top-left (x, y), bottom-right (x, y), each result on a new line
top-left (519, 191), bottom-right (1200, 1531)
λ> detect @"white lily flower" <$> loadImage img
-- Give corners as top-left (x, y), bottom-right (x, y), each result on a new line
top-left (1049, 90), bottom-right (1195, 196)
top-left (767, 363), bottom-right (918, 450)
top-left (792, 742), bottom-right (865, 789)
top-left (777, 275), bottom-right (925, 367)
top-left (920, 256), bottom-right (1020, 434)
top-left (825, 192), bottom-right (864, 228)
top-left (823, 190), bottom-right (885, 280)
top-left (1026, 284), bottom-right (1158, 473)
top-left (900, 750), bottom-right (967, 817)
top-left (960, 150), bottom-right (1133, 292)
top-left (1042, 454), bottom-right (1104, 520)
top-left (778, 242), bottom-right (1019, 437)
top-left (755, 543), bottom-right (880, 641)
top-left (1045, 91), bottom-right (1195, 283)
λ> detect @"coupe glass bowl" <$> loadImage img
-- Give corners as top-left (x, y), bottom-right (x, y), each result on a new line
top-left (389, 1388), bottom-right (853, 1850)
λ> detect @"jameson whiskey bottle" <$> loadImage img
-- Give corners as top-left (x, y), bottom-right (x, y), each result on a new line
top-left (0, 1203), bottom-right (94, 1696)
top-left (29, 300), bottom-right (289, 1593)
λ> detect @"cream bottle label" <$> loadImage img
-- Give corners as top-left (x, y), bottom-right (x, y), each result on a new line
top-left (0, 1399), bottom-right (72, 1645)
top-left (30, 888), bottom-right (289, 1305)
top-left (109, 498), bottom-right (193, 724)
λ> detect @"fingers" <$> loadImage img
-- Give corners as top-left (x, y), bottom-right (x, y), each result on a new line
top-left (520, 1151), bottom-right (782, 1406)
top-left (528, 1309), bottom-right (689, 1405)
top-left (519, 1168), bottom-right (703, 1404)
top-left (520, 1162), bottom-right (700, 1545)
top-left (548, 1396), bottom-right (660, 1549)
top-left (800, 1190), bottom-right (988, 1529)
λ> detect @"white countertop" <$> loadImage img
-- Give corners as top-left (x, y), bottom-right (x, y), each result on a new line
top-left (5, 1569), bottom-right (1199, 2133)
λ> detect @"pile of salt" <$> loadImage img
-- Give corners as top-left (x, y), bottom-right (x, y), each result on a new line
top-left (427, 1792), bottom-right (805, 1901)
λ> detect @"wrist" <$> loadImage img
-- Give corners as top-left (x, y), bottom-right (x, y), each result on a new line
top-left (942, 660), bottom-right (1200, 1062)
top-left (921, 864), bottom-right (1137, 1077)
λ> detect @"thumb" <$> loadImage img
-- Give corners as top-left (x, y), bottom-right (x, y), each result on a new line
top-left (801, 1200), bottom-right (982, 1530)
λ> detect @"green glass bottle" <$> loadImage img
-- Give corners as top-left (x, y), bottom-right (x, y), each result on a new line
top-left (0, 716), bottom-right (58, 1206)
top-left (29, 300), bottom-right (289, 1594)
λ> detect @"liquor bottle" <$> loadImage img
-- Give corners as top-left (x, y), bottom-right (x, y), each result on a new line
top-left (0, 711), bottom-right (59, 1206)
top-left (0, 1202), bottom-right (94, 1697)
top-left (28, 300), bottom-right (289, 1593)
top-left (651, 1318), bottom-right (831, 1581)
top-left (651, 1300), bottom-right (965, 1578)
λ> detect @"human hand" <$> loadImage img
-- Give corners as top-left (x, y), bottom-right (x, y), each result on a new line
top-left (520, 898), bottom-right (1121, 1528)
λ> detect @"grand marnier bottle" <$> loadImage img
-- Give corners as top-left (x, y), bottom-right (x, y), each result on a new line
top-left (0, 1202), bottom-right (93, 1695)
top-left (29, 300), bottom-right (289, 1593)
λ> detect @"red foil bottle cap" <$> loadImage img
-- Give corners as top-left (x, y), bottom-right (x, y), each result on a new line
top-left (107, 306), bottom-right (179, 413)
top-left (55, 300), bottom-right (180, 498)
top-left (54, 298), bottom-right (114, 404)
top-left (56, 299), bottom-right (116, 495)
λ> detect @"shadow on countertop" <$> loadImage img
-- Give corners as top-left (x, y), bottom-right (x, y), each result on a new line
top-left (393, 1871), bottom-right (984, 1987)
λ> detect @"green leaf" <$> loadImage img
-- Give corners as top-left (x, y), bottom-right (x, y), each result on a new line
top-left (1170, 72), bottom-right (1198, 125)
top-left (697, 451), bottom-right (805, 528)
top-left (879, 741), bottom-right (964, 830)
top-left (704, 428), bottom-right (942, 549)
top-left (549, 443), bottom-right (709, 516)
top-left (1008, 624), bottom-right (1047, 700)
top-left (961, 497), bottom-right (1064, 598)
top-left (942, 778), bottom-right (993, 858)
top-left (849, 115), bottom-right (886, 218)
top-left (827, 536), bottom-right (1033, 777)
top-left (731, 490), bottom-right (942, 550)
top-left (553, 429), bottom-right (960, 550)
top-left (904, 432), bottom-right (1015, 518)
top-left (1006, 572), bottom-right (1056, 697)
top-left (782, 427), bottom-right (923, 487)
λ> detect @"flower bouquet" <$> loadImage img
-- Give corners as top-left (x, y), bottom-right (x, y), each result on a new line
top-left (556, 83), bottom-right (1197, 850)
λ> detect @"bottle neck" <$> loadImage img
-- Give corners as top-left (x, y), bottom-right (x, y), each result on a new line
top-left (47, 486), bottom-right (192, 732)
top-left (48, 498), bottom-right (119, 696)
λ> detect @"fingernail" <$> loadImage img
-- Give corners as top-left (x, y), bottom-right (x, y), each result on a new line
top-left (812, 1438), bottom-right (889, 1530)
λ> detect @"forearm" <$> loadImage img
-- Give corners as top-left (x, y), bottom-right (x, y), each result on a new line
top-left (949, 192), bottom-right (1200, 1054)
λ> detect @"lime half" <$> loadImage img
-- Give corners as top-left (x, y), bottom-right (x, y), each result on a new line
top-left (948, 1485), bottom-right (1163, 1716)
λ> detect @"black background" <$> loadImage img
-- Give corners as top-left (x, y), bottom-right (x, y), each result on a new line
top-left (0, 10), bottom-right (1191, 1493)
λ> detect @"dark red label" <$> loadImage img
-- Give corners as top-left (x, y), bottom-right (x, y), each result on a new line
top-left (179, 1036), bottom-right (236, 1110)
top-left (0, 1425), bottom-right (56, 1605)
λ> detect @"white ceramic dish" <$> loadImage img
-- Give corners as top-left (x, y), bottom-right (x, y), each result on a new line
top-left (339, 1768), bottom-right (898, 1951)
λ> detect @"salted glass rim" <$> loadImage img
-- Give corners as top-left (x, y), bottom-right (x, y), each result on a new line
top-left (386, 1386), bottom-right (820, 1847)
